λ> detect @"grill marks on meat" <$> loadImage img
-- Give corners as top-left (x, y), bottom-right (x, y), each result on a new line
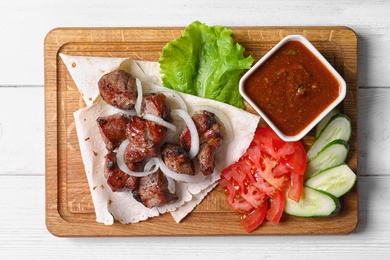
top-left (98, 70), bottom-right (138, 110)
top-left (97, 114), bottom-right (130, 151)
top-left (126, 116), bottom-right (167, 147)
top-left (104, 151), bottom-right (139, 192)
top-left (124, 116), bottom-right (167, 163)
top-left (161, 143), bottom-right (195, 175)
top-left (180, 110), bottom-right (221, 150)
top-left (133, 169), bottom-right (178, 208)
top-left (140, 93), bottom-right (172, 122)
top-left (180, 110), bottom-right (222, 175)
top-left (197, 138), bottom-right (221, 175)
top-left (124, 143), bottom-right (159, 165)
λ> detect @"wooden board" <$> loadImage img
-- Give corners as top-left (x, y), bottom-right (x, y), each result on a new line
top-left (44, 27), bottom-right (358, 237)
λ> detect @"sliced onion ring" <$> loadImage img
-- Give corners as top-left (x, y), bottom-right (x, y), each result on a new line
top-left (134, 78), bottom-right (143, 115)
top-left (143, 157), bottom-right (160, 172)
top-left (143, 158), bottom-right (176, 193)
top-left (142, 113), bottom-right (177, 132)
top-left (107, 105), bottom-right (137, 116)
top-left (143, 83), bottom-right (188, 111)
top-left (157, 156), bottom-right (206, 183)
top-left (171, 109), bottom-right (199, 159)
top-left (166, 176), bottom-right (176, 194)
top-left (116, 139), bottom-right (158, 177)
top-left (161, 91), bottom-right (188, 111)
top-left (192, 105), bottom-right (234, 143)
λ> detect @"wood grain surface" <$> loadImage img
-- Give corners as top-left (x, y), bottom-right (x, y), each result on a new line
top-left (44, 27), bottom-right (358, 237)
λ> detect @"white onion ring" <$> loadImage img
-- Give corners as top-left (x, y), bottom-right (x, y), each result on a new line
top-left (192, 105), bottom-right (234, 143)
top-left (143, 157), bottom-right (160, 172)
top-left (157, 156), bottom-right (206, 183)
top-left (166, 176), bottom-right (176, 194)
top-left (142, 113), bottom-right (177, 132)
top-left (162, 91), bottom-right (188, 111)
top-left (134, 78), bottom-right (143, 115)
top-left (116, 139), bottom-right (158, 177)
top-left (144, 84), bottom-right (188, 111)
top-left (171, 109), bottom-right (199, 159)
top-left (107, 105), bottom-right (137, 116)
top-left (144, 157), bottom-right (174, 193)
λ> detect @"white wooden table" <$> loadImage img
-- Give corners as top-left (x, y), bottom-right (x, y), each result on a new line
top-left (1, 0), bottom-right (389, 258)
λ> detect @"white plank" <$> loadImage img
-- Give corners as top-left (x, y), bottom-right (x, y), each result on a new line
top-left (0, 175), bottom-right (388, 259)
top-left (0, 0), bottom-right (389, 86)
top-left (0, 87), bottom-right (44, 175)
top-left (358, 88), bottom-right (390, 176)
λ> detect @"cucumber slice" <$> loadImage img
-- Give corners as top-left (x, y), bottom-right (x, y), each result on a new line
top-left (305, 139), bottom-right (349, 179)
top-left (284, 186), bottom-right (340, 217)
top-left (315, 109), bottom-right (340, 138)
top-left (308, 114), bottom-right (351, 160)
top-left (305, 164), bottom-right (356, 198)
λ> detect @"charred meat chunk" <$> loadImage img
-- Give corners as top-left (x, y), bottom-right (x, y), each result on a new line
top-left (180, 110), bottom-right (222, 175)
top-left (126, 116), bottom-right (167, 147)
top-left (124, 143), bottom-right (159, 164)
top-left (161, 143), bottom-right (195, 175)
top-left (140, 93), bottom-right (172, 122)
top-left (180, 110), bottom-right (222, 149)
top-left (98, 69), bottom-right (138, 110)
top-left (97, 113), bottom-right (130, 151)
top-left (133, 169), bottom-right (178, 208)
top-left (124, 116), bottom-right (167, 163)
top-left (197, 138), bottom-right (222, 175)
top-left (104, 151), bottom-right (140, 192)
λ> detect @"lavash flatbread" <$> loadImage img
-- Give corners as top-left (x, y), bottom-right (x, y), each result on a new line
top-left (61, 54), bottom-right (260, 225)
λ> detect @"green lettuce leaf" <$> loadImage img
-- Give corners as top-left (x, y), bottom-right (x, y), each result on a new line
top-left (159, 21), bottom-right (254, 109)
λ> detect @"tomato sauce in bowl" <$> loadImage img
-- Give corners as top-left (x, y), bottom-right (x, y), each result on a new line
top-left (239, 35), bottom-right (346, 141)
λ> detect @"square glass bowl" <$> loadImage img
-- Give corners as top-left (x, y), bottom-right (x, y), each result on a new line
top-left (239, 34), bottom-right (346, 142)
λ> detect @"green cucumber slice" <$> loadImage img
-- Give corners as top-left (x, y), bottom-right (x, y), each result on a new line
top-left (315, 108), bottom-right (340, 138)
top-left (308, 114), bottom-right (351, 160)
top-left (305, 139), bottom-right (349, 179)
top-left (284, 186), bottom-right (340, 217)
top-left (305, 164), bottom-right (356, 198)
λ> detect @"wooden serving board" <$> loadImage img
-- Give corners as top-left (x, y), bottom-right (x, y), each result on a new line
top-left (45, 26), bottom-right (358, 237)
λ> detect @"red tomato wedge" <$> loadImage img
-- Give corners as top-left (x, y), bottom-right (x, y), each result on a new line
top-left (219, 127), bottom-right (307, 232)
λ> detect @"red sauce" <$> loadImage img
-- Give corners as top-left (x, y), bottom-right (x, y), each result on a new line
top-left (244, 40), bottom-right (341, 136)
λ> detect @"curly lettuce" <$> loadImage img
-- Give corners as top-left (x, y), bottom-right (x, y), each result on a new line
top-left (159, 21), bottom-right (253, 109)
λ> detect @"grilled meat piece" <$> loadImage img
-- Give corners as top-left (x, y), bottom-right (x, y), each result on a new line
top-left (98, 69), bottom-right (138, 110)
top-left (124, 116), bottom-right (167, 163)
top-left (133, 169), bottom-right (178, 208)
top-left (124, 143), bottom-right (159, 164)
top-left (140, 93), bottom-right (172, 122)
top-left (180, 110), bottom-right (222, 175)
top-left (161, 143), bottom-right (195, 175)
top-left (180, 110), bottom-right (222, 149)
top-left (104, 151), bottom-right (140, 192)
top-left (97, 113), bottom-right (130, 151)
top-left (126, 116), bottom-right (167, 147)
top-left (197, 138), bottom-right (222, 175)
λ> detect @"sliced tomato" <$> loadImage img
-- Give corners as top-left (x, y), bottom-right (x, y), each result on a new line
top-left (282, 142), bottom-right (307, 175)
top-left (255, 127), bottom-right (307, 175)
top-left (219, 127), bottom-right (307, 232)
top-left (266, 190), bottom-right (285, 224)
top-left (241, 200), bottom-right (268, 233)
top-left (287, 172), bottom-right (304, 202)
